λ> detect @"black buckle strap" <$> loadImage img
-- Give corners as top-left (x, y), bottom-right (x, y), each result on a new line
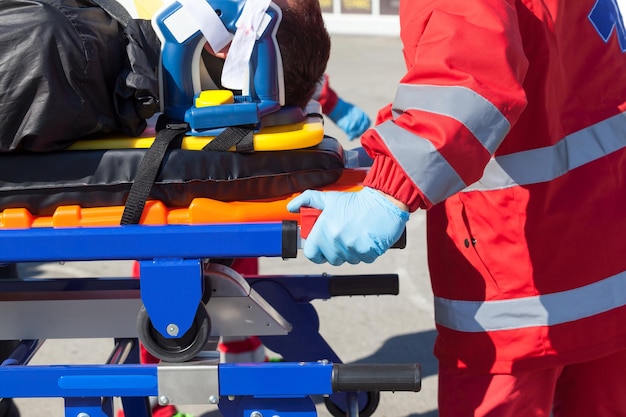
top-left (203, 126), bottom-right (254, 153)
top-left (120, 117), bottom-right (189, 225)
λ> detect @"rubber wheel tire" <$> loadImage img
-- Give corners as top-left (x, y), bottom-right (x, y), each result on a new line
top-left (324, 391), bottom-right (380, 417)
top-left (137, 304), bottom-right (210, 362)
top-left (0, 398), bottom-right (20, 417)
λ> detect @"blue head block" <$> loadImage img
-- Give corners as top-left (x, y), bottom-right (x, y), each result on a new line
top-left (153, 0), bottom-right (283, 131)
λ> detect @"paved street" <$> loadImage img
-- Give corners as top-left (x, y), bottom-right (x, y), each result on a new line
top-left (10, 34), bottom-right (440, 417)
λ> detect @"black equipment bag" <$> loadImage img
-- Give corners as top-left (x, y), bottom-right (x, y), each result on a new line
top-left (0, 0), bottom-right (160, 152)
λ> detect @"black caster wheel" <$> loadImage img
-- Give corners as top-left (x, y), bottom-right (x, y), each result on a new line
top-left (137, 304), bottom-right (210, 362)
top-left (0, 398), bottom-right (20, 417)
top-left (324, 391), bottom-right (380, 417)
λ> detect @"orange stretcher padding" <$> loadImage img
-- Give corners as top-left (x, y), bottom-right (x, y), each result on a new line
top-left (0, 168), bottom-right (366, 229)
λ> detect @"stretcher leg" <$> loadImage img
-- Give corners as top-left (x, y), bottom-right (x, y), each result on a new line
top-left (347, 392), bottom-right (360, 417)
top-left (110, 339), bottom-right (151, 417)
top-left (138, 259), bottom-right (204, 342)
top-left (138, 259), bottom-right (207, 363)
top-left (0, 263), bottom-right (20, 413)
top-left (65, 397), bottom-right (110, 417)
top-left (250, 275), bottom-right (398, 417)
top-left (218, 396), bottom-right (318, 417)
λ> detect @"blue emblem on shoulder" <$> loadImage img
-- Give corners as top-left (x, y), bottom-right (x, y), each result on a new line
top-left (589, 0), bottom-right (626, 51)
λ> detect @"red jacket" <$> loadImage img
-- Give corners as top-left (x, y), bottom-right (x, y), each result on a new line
top-left (362, 0), bottom-right (626, 372)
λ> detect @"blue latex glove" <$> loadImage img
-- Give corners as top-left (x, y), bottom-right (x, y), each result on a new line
top-left (287, 187), bottom-right (409, 265)
top-left (328, 97), bottom-right (371, 141)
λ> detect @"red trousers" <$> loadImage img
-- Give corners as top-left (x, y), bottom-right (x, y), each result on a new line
top-left (438, 349), bottom-right (626, 417)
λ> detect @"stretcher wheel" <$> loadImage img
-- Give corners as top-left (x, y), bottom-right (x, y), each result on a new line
top-left (324, 391), bottom-right (380, 417)
top-left (137, 304), bottom-right (211, 362)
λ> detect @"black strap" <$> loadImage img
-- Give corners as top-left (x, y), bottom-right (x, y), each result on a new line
top-left (203, 126), bottom-right (255, 153)
top-left (120, 120), bottom-right (189, 225)
top-left (91, 0), bottom-right (133, 27)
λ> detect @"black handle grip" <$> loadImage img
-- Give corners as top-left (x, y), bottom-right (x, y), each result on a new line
top-left (332, 363), bottom-right (421, 392)
top-left (329, 274), bottom-right (399, 297)
top-left (282, 220), bottom-right (298, 258)
top-left (392, 228), bottom-right (407, 249)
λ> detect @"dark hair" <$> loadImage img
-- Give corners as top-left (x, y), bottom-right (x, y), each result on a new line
top-left (276, 0), bottom-right (331, 108)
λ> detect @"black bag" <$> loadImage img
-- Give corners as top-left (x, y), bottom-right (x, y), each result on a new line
top-left (0, 0), bottom-right (160, 152)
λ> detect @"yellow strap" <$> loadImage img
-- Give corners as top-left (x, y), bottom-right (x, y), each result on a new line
top-left (133, 0), bottom-right (164, 19)
top-left (67, 119), bottom-right (325, 151)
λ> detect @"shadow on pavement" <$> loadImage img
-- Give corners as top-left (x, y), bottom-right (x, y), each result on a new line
top-left (198, 405), bottom-right (439, 417)
top-left (353, 329), bottom-right (438, 379)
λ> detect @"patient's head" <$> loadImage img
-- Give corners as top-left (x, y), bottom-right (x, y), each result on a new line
top-left (275, 0), bottom-right (331, 108)
top-left (206, 0), bottom-right (331, 109)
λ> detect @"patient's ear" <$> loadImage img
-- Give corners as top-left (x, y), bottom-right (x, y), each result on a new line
top-left (203, 42), bottom-right (229, 59)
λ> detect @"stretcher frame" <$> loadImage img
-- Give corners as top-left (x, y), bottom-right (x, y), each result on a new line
top-left (0, 0), bottom-right (421, 410)
top-left (0, 185), bottom-right (421, 417)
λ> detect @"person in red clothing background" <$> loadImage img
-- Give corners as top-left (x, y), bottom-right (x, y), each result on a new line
top-left (313, 74), bottom-right (371, 141)
top-left (288, 0), bottom-right (626, 416)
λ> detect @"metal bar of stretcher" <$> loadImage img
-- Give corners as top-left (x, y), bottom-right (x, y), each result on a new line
top-left (0, 362), bottom-right (420, 399)
top-left (0, 222), bottom-right (298, 262)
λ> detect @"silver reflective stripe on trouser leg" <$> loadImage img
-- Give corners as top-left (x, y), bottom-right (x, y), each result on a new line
top-left (435, 270), bottom-right (626, 332)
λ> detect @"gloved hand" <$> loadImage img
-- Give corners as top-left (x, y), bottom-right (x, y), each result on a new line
top-left (328, 97), bottom-right (372, 141)
top-left (287, 187), bottom-right (409, 265)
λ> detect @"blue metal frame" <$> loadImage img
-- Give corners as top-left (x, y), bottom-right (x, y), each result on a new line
top-left (0, 223), bottom-right (292, 263)
top-left (0, 222), bottom-right (412, 416)
top-left (0, 361), bottom-right (335, 417)
top-left (0, 361), bottom-right (335, 398)
top-left (250, 277), bottom-right (373, 413)
top-left (140, 258), bottom-right (203, 338)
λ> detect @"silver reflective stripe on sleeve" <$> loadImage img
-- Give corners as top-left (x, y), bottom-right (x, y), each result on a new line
top-left (392, 84), bottom-right (511, 154)
top-left (374, 121), bottom-right (466, 204)
top-left (435, 270), bottom-right (626, 332)
top-left (465, 110), bottom-right (626, 191)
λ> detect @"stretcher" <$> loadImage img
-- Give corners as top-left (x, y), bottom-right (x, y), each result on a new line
top-left (0, 1), bottom-right (421, 415)
top-left (0, 173), bottom-right (421, 417)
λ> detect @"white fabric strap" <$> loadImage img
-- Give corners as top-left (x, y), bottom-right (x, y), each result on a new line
top-left (221, 0), bottom-right (272, 90)
top-left (177, 0), bottom-right (233, 53)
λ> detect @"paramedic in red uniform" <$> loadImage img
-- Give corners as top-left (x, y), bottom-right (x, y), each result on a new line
top-left (288, 0), bottom-right (626, 415)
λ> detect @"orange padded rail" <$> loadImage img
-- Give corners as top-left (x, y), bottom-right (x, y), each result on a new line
top-left (0, 169), bottom-right (366, 229)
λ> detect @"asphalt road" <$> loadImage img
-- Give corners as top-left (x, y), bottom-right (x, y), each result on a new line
top-left (9, 34), bottom-right (440, 417)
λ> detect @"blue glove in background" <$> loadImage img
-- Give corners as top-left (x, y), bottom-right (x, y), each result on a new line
top-left (328, 98), bottom-right (371, 141)
top-left (287, 187), bottom-right (409, 265)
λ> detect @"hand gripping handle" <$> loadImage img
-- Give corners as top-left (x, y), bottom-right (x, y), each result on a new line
top-left (300, 207), bottom-right (407, 248)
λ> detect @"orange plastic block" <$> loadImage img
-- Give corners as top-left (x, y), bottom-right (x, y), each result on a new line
top-left (1, 208), bottom-right (34, 229)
